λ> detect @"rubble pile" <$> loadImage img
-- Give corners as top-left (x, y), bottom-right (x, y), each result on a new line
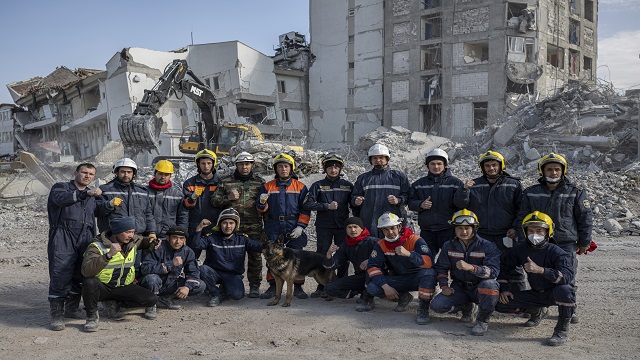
top-left (229, 140), bottom-right (323, 177)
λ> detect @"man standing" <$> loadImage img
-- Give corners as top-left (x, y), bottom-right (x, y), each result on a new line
top-left (190, 209), bottom-right (263, 307)
top-left (256, 153), bottom-right (311, 299)
top-left (81, 217), bottom-right (159, 332)
top-left (351, 144), bottom-right (410, 237)
top-left (409, 148), bottom-right (464, 256)
top-left (211, 152), bottom-right (265, 298)
top-left (304, 153), bottom-right (353, 297)
top-left (517, 153), bottom-right (593, 323)
top-left (147, 160), bottom-right (188, 239)
top-left (47, 163), bottom-right (102, 331)
top-left (429, 210), bottom-right (501, 336)
top-left (139, 226), bottom-right (206, 319)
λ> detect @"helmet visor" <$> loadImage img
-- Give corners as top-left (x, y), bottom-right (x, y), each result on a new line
top-left (452, 216), bottom-right (477, 226)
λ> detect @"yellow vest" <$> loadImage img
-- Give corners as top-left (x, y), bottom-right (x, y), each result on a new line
top-left (90, 242), bottom-right (137, 287)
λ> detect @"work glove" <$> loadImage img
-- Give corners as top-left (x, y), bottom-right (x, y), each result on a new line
top-left (110, 197), bottom-right (123, 207)
top-left (289, 226), bottom-right (304, 239)
top-left (191, 187), bottom-right (204, 200)
top-left (259, 193), bottom-right (270, 204)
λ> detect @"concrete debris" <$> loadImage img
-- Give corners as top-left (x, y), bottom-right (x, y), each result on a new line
top-left (603, 219), bottom-right (623, 235)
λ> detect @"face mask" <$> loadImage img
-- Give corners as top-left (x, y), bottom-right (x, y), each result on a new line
top-left (528, 234), bottom-right (546, 246)
top-left (385, 234), bottom-right (400, 243)
top-left (545, 176), bottom-right (561, 183)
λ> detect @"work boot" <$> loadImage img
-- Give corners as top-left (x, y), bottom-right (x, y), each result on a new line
top-left (356, 292), bottom-right (375, 312)
top-left (83, 312), bottom-right (99, 332)
top-left (294, 284), bottom-right (309, 299)
top-left (394, 292), bottom-right (414, 312)
top-left (571, 313), bottom-right (580, 324)
top-left (524, 307), bottom-right (549, 327)
top-left (247, 283), bottom-right (261, 299)
top-left (471, 311), bottom-right (492, 336)
top-left (144, 305), bottom-right (157, 320)
top-left (102, 301), bottom-right (124, 321)
top-left (310, 284), bottom-right (325, 298)
top-left (158, 295), bottom-right (181, 310)
top-left (546, 317), bottom-right (571, 346)
top-left (64, 294), bottom-right (85, 319)
top-left (49, 300), bottom-right (65, 331)
top-left (459, 302), bottom-right (478, 323)
top-left (259, 284), bottom-right (276, 299)
top-left (207, 295), bottom-right (222, 307)
top-left (416, 299), bottom-right (431, 325)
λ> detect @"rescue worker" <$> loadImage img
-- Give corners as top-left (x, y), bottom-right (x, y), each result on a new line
top-left (147, 160), bottom-right (188, 239)
top-left (429, 210), bottom-right (501, 336)
top-left (190, 209), bottom-right (263, 307)
top-left (304, 153), bottom-right (353, 297)
top-left (409, 148), bottom-right (464, 256)
top-left (323, 217), bottom-right (377, 299)
top-left (256, 153), bottom-right (311, 299)
top-left (183, 149), bottom-right (222, 260)
top-left (47, 163), bottom-right (102, 331)
top-left (517, 152), bottom-right (593, 324)
top-left (351, 144), bottom-right (410, 237)
top-left (211, 152), bottom-right (265, 298)
top-left (358, 212), bottom-right (436, 326)
top-left (454, 150), bottom-right (526, 291)
top-left (139, 226), bottom-right (206, 319)
top-left (81, 217), bottom-right (159, 332)
top-left (496, 211), bottom-right (576, 346)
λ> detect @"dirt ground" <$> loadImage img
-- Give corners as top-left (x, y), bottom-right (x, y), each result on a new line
top-left (0, 207), bottom-right (638, 360)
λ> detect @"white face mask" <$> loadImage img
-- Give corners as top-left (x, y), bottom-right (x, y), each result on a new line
top-left (545, 176), bottom-right (561, 183)
top-left (528, 234), bottom-right (546, 246)
top-left (385, 234), bottom-right (400, 243)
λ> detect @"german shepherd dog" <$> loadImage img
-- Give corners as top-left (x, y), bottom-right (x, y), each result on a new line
top-left (262, 239), bottom-right (336, 307)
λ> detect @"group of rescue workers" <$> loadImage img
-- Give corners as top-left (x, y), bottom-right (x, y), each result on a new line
top-left (46, 142), bottom-right (593, 347)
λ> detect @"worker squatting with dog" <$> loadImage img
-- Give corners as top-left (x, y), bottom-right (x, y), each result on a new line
top-left (45, 146), bottom-right (591, 346)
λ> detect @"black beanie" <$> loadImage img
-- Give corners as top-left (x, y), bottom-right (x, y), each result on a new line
top-left (110, 217), bottom-right (136, 235)
top-left (345, 217), bottom-right (364, 229)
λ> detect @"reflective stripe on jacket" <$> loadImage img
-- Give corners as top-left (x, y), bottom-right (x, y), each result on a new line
top-left (89, 241), bottom-right (137, 287)
top-left (408, 168), bottom-right (464, 231)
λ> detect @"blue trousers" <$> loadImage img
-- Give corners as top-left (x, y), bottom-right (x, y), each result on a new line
top-left (495, 285), bottom-right (576, 318)
top-left (200, 266), bottom-right (245, 300)
top-left (430, 279), bottom-right (500, 313)
top-left (366, 268), bottom-right (437, 300)
top-left (419, 228), bottom-right (454, 257)
top-left (325, 272), bottom-right (367, 298)
top-left (316, 227), bottom-right (348, 278)
top-left (139, 274), bottom-right (206, 297)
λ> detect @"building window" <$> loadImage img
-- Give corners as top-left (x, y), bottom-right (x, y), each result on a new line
top-left (422, 45), bottom-right (442, 70)
top-left (204, 78), bottom-right (211, 88)
top-left (525, 38), bottom-right (536, 63)
top-left (507, 80), bottom-right (534, 94)
top-left (423, 14), bottom-right (442, 40)
top-left (348, 8), bottom-right (355, 16)
top-left (547, 44), bottom-right (564, 69)
top-left (348, 35), bottom-right (354, 43)
top-left (569, 0), bottom-right (580, 16)
top-left (583, 56), bottom-right (593, 79)
top-left (473, 102), bottom-right (488, 131)
top-left (569, 19), bottom-right (580, 45)
top-left (423, 75), bottom-right (441, 101)
top-left (348, 62), bottom-right (355, 69)
top-left (508, 37), bottom-right (525, 53)
top-left (281, 109), bottom-right (290, 122)
top-left (277, 80), bottom-right (286, 93)
top-left (213, 76), bottom-right (220, 90)
top-left (507, 2), bottom-right (528, 19)
top-left (422, 0), bottom-right (442, 10)
top-left (584, 0), bottom-right (594, 21)
top-left (463, 41), bottom-right (489, 64)
top-left (218, 106), bottom-right (225, 119)
top-left (423, 104), bottom-right (441, 135)
top-left (348, 88), bottom-right (355, 96)
top-left (569, 50), bottom-right (580, 76)
top-left (180, 108), bottom-right (187, 116)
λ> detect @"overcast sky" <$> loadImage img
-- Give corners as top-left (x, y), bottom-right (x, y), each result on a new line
top-left (1, 1), bottom-right (638, 104)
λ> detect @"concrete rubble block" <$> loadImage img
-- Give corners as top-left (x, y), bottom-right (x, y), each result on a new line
top-left (525, 147), bottom-right (540, 161)
top-left (632, 221), bottom-right (640, 229)
top-left (422, 135), bottom-right (451, 154)
top-left (530, 135), bottom-right (617, 149)
top-left (613, 153), bottom-right (626, 162)
top-left (496, 146), bottom-right (517, 163)
top-left (604, 219), bottom-right (624, 234)
top-left (578, 116), bottom-right (615, 132)
top-left (410, 131), bottom-right (429, 144)
top-left (390, 126), bottom-right (412, 135)
top-left (493, 118), bottom-right (521, 147)
top-left (464, 56), bottom-right (475, 64)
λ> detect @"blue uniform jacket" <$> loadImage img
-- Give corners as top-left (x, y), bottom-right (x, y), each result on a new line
top-left (454, 174), bottom-right (523, 236)
top-left (190, 230), bottom-right (263, 275)
top-left (48, 180), bottom-right (98, 239)
top-left (304, 176), bottom-right (353, 229)
top-left (140, 240), bottom-right (201, 290)
top-left (323, 235), bottom-right (377, 275)
top-left (182, 174), bottom-right (221, 236)
top-left (351, 167), bottom-right (410, 233)
top-left (257, 177), bottom-right (310, 243)
top-left (408, 169), bottom-right (464, 231)
top-left (147, 184), bottom-right (188, 239)
top-left (435, 235), bottom-right (501, 287)
top-left (96, 180), bottom-right (156, 235)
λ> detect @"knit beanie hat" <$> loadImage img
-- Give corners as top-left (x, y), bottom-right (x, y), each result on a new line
top-left (110, 217), bottom-right (136, 235)
top-left (345, 217), bottom-right (364, 230)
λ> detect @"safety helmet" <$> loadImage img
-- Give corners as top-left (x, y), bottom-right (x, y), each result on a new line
top-left (234, 151), bottom-right (255, 164)
top-left (538, 153), bottom-right (567, 176)
top-left (272, 153), bottom-right (296, 172)
top-left (425, 148), bottom-right (449, 166)
top-left (113, 158), bottom-right (138, 174)
top-left (217, 208), bottom-right (241, 229)
top-left (368, 144), bottom-right (390, 163)
top-left (195, 149), bottom-right (218, 168)
top-left (377, 212), bottom-right (403, 229)
top-left (154, 160), bottom-right (174, 174)
top-left (322, 153), bottom-right (344, 169)
top-left (522, 211), bottom-right (554, 238)
top-left (449, 209), bottom-right (480, 227)
top-left (478, 150), bottom-right (505, 171)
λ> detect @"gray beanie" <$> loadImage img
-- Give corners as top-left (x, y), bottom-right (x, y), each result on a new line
top-left (109, 217), bottom-right (136, 235)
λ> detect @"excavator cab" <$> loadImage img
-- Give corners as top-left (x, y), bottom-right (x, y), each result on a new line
top-left (178, 125), bottom-right (206, 154)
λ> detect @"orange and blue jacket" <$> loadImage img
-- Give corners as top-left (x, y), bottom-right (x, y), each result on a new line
top-left (256, 177), bottom-right (310, 241)
top-left (182, 174), bottom-right (221, 236)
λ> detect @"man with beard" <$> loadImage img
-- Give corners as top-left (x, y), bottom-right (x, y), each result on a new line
top-left (147, 160), bottom-right (188, 239)
top-left (47, 163), bottom-right (102, 331)
top-left (211, 152), bottom-right (265, 298)
top-left (409, 148), bottom-right (464, 256)
top-left (358, 212), bottom-right (436, 326)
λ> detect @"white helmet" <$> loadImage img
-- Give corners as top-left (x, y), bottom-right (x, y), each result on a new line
top-left (377, 212), bottom-right (403, 228)
top-left (425, 148), bottom-right (449, 166)
top-left (113, 158), bottom-right (138, 173)
top-left (234, 152), bottom-right (255, 163)
top-left (368, 144), bottom-right (390, 162)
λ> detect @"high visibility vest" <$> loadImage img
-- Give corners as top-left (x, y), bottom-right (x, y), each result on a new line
top-left (90, 242), bottom-right (137, 287)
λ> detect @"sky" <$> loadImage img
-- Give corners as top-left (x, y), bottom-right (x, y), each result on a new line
top-left (1, 1), bottom-right (639, 104)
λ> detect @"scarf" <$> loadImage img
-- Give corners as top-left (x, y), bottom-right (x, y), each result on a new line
top-left (148, 179), bottom-right (172, 190)
top-left (234, 169), bottom-right (253, 182)
top-left (383, 226), bottom-right (414, 250)
top-left (346, 228), bottom-right (371, 247)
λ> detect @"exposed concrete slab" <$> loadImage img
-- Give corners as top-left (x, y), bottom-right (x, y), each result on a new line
top-left (530, 135), bottom-right (617, 148)
top-left (578, 116), bottom-right (615, 132)
top-left (493, 118), bottom-right (521, 146)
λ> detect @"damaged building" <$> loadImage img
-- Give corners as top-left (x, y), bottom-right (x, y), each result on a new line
top-left (309, 0), bottom-right (598, 145)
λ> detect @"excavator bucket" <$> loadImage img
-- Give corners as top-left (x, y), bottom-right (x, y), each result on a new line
top-left (117, 114), bottom-right (163, 151)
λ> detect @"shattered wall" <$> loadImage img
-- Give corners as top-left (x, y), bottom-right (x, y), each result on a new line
top-left (452, 7), bottom-right (489, 35)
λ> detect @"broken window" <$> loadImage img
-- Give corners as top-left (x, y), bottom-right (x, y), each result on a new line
top-left (546, 44), bottom-right (564, 69)
top-left (423, 14), bottom-right (442, 40)
top-left (507, 2), bottom-right (527, 19)
top-left (277, 80), bottom-right (286, 93)
top-left (204, 78), bottom-right (211, 88)
top-left (422, 0), bottom-right (441, 9)
top-left (180, 108), bottom-right (187, 117)
top-left (463, 41), bottom-right (489, 64)
top-left (569, 19), bottom-right (580, 45)
top-left (507, 79), bottom-right (534, 94)
top-left (473, 102), bottom-right (488, 131)
top-left (281, 109), bottom-right (290, 122)
top-left (218, 106), bottom-right (225, 119)
top-left (569, 0), bottom-right (579, 15)
top-left (422, 104), bottom-right (441, 135)
top-left (525, 38), bottom-right (536, 63)
top-left (584, 0), bottom-right (594, 21)
top-left (569, 50), bottom-right (580, 76)
top-left (583, 56), bottom-right (593, 79)
top-left (423, 75), bottom-right (441, 102)
top-left (421, 45), bottom-right (442, 70)
top-left (213, 76), bottom-right (220, 90)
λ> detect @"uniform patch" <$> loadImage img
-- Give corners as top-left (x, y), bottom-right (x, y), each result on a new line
top-left (582, 199), bottom-right (591, 208)
top-left (421, 245), bottom-right (429, 254)
top-left (340, 185), bottom-right (351, 189)
top-left (370, 250), bottom-right (377, 258)
top-left (320, 186), bottom-right (331, 190)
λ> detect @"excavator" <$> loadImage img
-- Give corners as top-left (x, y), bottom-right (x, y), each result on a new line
top-left (117, 59), bottom-right (264, 159)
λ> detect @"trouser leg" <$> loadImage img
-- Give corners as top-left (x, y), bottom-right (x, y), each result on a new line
top-left (219, 272), bottom-right (246, 300)
top-left (474, 279), bottom-right (500, 313)
top-left (324, 273), bottom-right (367, 298)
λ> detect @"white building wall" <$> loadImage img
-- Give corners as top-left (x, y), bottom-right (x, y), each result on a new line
top-left (0, 106), bottom-right (14, 155)
top-left (451, 72), bottom-right (489, 97)
top-left (452, 103), bottom-right (474, 138)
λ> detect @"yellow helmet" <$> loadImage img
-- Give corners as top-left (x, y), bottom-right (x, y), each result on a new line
top-left (272, 153), bottom-right (296, 172)
top-left (522, 211), bottom-right (555, 238)
top-left (538, 153), bottom-right (567, 176)
top-left (449, 209), bottom-right (479, 227)
top-left (195, 149), bottom-right (218, 168)
top-left (479, 150), bottom-right (505, 171)
top-left (154, 160), bottom-right (174, 174)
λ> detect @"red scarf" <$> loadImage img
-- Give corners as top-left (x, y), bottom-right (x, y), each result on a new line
top-left (148, 179), bottom-right (172, 190)
top-left (384, 226), bottom-right (414, 250)
top-left (346, 228), bottom-right (371, 247)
